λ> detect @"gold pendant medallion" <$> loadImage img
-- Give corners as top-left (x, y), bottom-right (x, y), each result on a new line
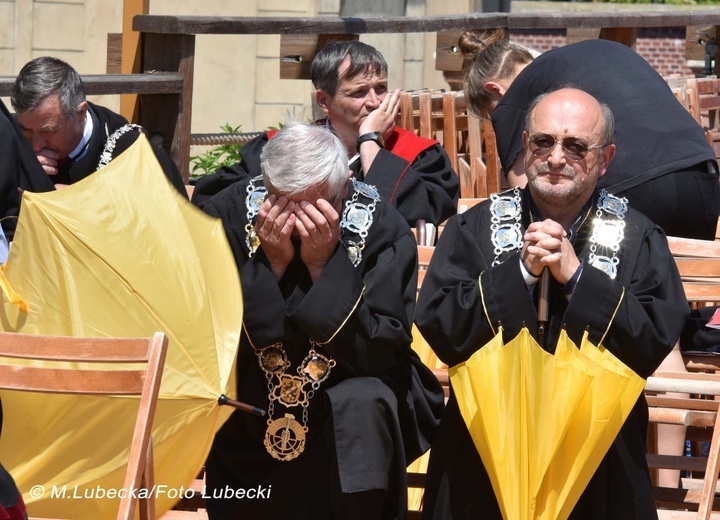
top-left (264, 413), bottom-right (306, 461)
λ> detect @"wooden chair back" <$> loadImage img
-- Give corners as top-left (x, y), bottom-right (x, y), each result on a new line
top-left (646, 374), bottom-right (720, 517)
top-left (417, 245), bottom-right (435, 292)
top-left (668, 236), bottom-right (720, 307)
top-left (397, 90), bottom-right (502, 199)
top-left (645, 236), bottom-right (720, 516)
top-left (665, 75), bottom-right (720, 160)
top-left (0, 331), bottom-right (169, 520)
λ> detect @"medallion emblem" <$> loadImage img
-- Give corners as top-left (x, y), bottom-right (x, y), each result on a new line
top-left (345, 241), bottom-right (362, 267)
top-left (589, 255), bottom-right (619, 280)
top-left (343, 203), bottom-right (373, 235)
top-left (490, 197), bottom-right (520, 220)
top-left (300, 352), bottom-right (335, 383)
top-left (492, 224), bottom-right (523, 251)
top-left (354, 180), bottom-right (380, 201)
top-left (258, 344), bottom-right (290, 374)
top-left (591, 219), bottom-right (625, 251)
top-left (598, 191), bottom-right (628, 217)
top-left (246, 186), bottom-right (268, 213)
top-left (264, 414), bottom-right (306, 461)
top-left (273, 375), bottom-right (305, 407)
top-left (245, 225), bottom-right (261, 254)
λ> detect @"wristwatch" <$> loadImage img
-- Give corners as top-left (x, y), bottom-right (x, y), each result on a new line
top-left (356, 132), bottom-right (384, 150)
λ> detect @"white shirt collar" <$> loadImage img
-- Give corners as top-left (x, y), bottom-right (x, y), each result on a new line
top-left (68, 108), bottom-right (94, 160)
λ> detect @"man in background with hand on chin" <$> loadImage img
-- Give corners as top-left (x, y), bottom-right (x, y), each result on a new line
top-left (193, 40), bottom-right (459, 229)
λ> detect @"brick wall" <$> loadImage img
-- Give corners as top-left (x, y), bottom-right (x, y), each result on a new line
top-left (511, 28), bottom-right (695, 78)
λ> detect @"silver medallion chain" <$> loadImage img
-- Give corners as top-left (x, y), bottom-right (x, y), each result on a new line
top-left (490, 188), bottom-right (523, 266)
top-left (588, 189), bottom-right (627, 280)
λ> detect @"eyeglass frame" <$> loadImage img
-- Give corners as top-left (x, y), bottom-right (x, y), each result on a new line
top-left (525, 132), bottom-right (605, 161)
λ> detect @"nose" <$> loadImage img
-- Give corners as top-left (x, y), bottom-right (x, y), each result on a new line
top-left (30, 133), bottom-right (46, 153)
top-left (546, 141), bottom-right (567, 167)
top-left (366, 90), bottom-right (381, 109)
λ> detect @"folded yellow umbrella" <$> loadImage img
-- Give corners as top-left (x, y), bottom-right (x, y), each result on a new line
top-left (0, 135), bottom-right (242, 518)
top-left (450, 327), bottom-right (644, 520)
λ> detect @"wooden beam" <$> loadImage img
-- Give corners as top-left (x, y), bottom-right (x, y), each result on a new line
top-left (279, 34), bottom-right (357, 80)
top-left (141, 33), bottom-right (196, 183)
top-left (0, 74), bottom-right (183, 97)
top-left (133, 11), bottom-right (720, 35)
top-left (600, 27), bottom-right (637, 49)
top-left (120, 0), bottom-right (150, 122)
top-left (435, 31), bottom-right (463, 72)
top-left (107, 33), bottom-right (123, 74)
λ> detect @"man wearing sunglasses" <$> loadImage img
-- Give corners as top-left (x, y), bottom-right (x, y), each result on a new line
top-left (415, 87), bottom-right (688, 519)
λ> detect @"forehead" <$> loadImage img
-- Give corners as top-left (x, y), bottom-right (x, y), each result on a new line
top-left (528, 93), bottom-right (604, 140)
top-left (17, 95), bottom-right (65, 126)
top-left (337, 57), bottom-right (387, 89)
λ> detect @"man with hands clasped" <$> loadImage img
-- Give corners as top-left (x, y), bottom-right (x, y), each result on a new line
top-left (193, 40), bottom-right (459, 229)
top-left (415, 88), bottom-right (688, 519)
top-left (201, 121), bottom-right (444, 519)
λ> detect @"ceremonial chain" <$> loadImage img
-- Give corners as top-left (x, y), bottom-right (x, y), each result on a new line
top-left (243, 176), bottom-right (379, 461)
top-left (97, 124), bottom-right (144, 170)
top-left (488, 188), bottom-right (627, 278)
top-left (244, 176), bottom-right (268, 255)
top-left (340, 178), bottom-right (380, 267)
top-left (243, 176), bottom-right (380, 266)
top-left (255, 342), bottom-right (336, 461)
top-left (588, 189), bottom-right (627, 280)
top-left (490, 188), bottom-right (523, 266)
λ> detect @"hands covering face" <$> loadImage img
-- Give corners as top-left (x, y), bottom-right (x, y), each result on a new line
top-left (256, 194), bottom-right (340, 282)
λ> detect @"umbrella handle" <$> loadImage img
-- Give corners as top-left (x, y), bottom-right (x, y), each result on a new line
top-left (218, 394), bottom-right (266, 417)
top-left (537, 268), bottom-right (550, 347)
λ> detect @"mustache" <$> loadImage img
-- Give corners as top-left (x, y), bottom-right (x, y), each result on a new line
top-left (534, 163), bottom-right (576, 178)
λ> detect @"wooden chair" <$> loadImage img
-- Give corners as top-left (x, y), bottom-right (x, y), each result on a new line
top-left (0, 331), bottom-right (169, 520)
top-left (645, 236), bottom-right (720, 517)
top-left (665, 75), bottom-right (720, 160)
top-left (646, 374), bottom-right (720, 518)
top-left (397, 90), bottom-right (503, 199)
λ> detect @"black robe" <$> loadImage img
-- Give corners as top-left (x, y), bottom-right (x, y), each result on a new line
top-left (192, 126), bottom-right (459, 228)
top-left (415, 188), bottom-right (689, 519)
top-left (0, 98), bottom-right (49, 240)
top-left (55, 103), bottom-right (186, 195)
top-left (0, 102), bottom-right (187, 239)
top-left (200, 178), bottom-right (444, 519)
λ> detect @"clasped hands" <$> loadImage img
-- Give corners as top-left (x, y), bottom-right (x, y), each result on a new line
top-left (522, 219), bottom-right (581, 285)
top-left (256, 194), bottom-right (340, 282)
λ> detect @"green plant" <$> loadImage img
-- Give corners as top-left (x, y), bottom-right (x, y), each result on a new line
top-left (189, 123), bottom-right (244, 178)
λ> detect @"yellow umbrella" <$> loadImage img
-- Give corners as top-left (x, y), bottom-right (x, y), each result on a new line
top-left (449, 327), bottom-right (645, 520)
top-left (0, 135), bottom-right (243, 518)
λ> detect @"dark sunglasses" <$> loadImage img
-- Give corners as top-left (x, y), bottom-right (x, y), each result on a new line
top-left (527, 133), bottom-right (603, 161)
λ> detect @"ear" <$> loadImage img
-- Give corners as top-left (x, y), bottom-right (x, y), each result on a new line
top-left (77, 100), bottom-right (88, 119)
top-left (315, 90), bottom-right (331, 116)
top-left (597, 144), bottom-right (616, 178)
top-left (522, 130), bottom-right (529, 148)
top-left (484, 81), bottom-right (505, 97)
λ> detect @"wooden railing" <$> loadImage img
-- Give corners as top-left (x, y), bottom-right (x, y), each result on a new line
top-left (124, 11), bottom-right (720, 181)
top-left (0, 74), bottom-right (183, 97)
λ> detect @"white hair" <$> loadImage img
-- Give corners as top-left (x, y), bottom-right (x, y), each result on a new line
top-left (260, 121), bottom-right (349, 199)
